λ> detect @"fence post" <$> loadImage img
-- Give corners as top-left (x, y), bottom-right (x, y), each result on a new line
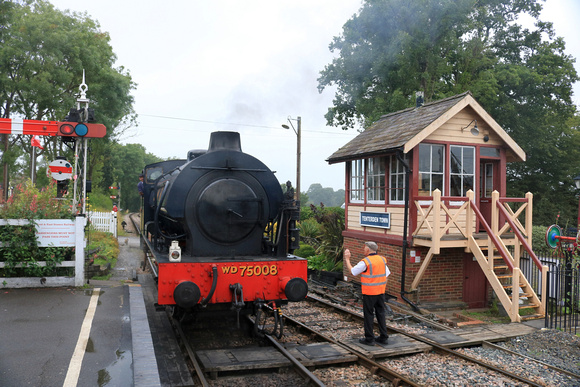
top-left (433, 189), bottom-right (441, 254)
top-left (525, 192), bottom-right (533, 244)
top-left (111, 211), bottom-right (118, 237)
top-left (74, 216), bottom-right (86, 286)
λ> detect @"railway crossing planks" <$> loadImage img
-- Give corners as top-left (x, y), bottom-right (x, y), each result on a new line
top-left (196, 347), bottom-right (292, 379)
top-left (285, 342), bottom-right (358, 367)
top-left (345, 334), bottom-right (432, 358)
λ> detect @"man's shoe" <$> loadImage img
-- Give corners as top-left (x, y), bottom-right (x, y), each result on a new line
top-left (376, 337), bottom-right (388, 345)
top-left (358, 338), bottom-right (375, 346)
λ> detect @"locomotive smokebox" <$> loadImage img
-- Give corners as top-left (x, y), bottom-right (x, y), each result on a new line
top-left (208, 131), bottom-right (242, 152)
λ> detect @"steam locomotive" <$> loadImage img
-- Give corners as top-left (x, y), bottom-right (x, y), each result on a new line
top-left (140, 131), bottom-right (308, 333)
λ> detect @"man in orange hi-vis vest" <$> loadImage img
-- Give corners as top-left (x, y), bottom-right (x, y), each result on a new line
top-left (344, 241), bottom-right (390, 346)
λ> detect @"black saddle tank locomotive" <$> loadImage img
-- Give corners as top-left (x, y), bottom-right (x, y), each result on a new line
top-left (141, 131), bottom-right (308, 318)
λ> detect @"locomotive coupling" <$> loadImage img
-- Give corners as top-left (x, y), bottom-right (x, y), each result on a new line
top-left (280, 277), bottom-right (308, 302)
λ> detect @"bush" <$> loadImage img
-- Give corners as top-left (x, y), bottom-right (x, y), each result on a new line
top-left (307, 254), bottom-right (343, 272)
top-left (299, 218), bottom-right (321, 247)
top-left (0, 180), bottom-right (73, 220)
top-left (294, 242), bottom-right (316, 259)
top-left (0, 180), bottom-right (74, 277)
top-left (87, 231), bottom-right (119, 270)
top-left (87, 191), bottom-right (114, 212)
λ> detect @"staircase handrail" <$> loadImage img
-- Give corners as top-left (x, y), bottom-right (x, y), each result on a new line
top-left (496, 201), bottom-right (542, 271)
top-left (469, 199), bottom-right (514, 271)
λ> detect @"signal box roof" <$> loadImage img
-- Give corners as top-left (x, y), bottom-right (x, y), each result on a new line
top-left (327, 91), bottom-right (526, 164)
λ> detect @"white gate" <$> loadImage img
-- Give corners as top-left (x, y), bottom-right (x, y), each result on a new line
top-left (88, 211), bottom-right (117, 237)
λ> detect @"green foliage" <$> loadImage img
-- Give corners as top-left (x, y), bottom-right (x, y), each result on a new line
top-left (307, 254), bottom-right (343, 272)
top-left (0, 0), bottom-right (136, 200)
top-left (532, 225), bottom-right (556, 257)
top-left (299, 218), bottom-right (322, 242)
top-left (294, 242), bottom-right (316, 259)
top-left (87, 191), bottom-right (113, 212)
top-left (300, 204), bottom-right (345, 272)
top-left (0, 225), bottom-right (73, 277)
top-left (319, 0), bottom-right (579, 226)
top-left (306, 183), bottom-right (345, 207)
top-left (0, 179), bottom-right (74, 277)
top-left (0, 180), bottom-right (73, 220)
top-left (105, 143), bottom-right (162, 212)
top-left (87, 230), bottom-right (119, 270)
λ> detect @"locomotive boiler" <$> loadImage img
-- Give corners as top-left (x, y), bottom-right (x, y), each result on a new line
top-left (140, 131), bottom-right (308, 332)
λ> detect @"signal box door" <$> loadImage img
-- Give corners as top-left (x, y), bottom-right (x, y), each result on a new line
top-left (478, 161), bottom-right (499, 231)
top-left (463, 253), bottom-right (488, 308)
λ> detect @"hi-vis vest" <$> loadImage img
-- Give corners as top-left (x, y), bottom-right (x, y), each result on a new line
top-left (361, 254), bottom-right (387, 295)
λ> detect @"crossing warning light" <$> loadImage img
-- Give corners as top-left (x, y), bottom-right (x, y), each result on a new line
top-left (58, 122), bottom-right (106, 138)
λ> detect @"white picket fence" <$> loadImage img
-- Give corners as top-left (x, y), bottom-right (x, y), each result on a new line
top-left (88, 211), bottom-right (117, 237)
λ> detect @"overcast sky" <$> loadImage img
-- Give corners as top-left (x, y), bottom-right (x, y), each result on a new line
top-left (48, 0), bottom-right (579, 191)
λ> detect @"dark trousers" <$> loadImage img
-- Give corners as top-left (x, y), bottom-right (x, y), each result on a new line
top-left (362, 293), bottom-right (389, 341)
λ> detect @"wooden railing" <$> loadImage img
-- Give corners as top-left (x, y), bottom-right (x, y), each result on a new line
top-left (412, 189), bottom-right (548, 322)
top-left (413, 189), bottom-right (534, 249)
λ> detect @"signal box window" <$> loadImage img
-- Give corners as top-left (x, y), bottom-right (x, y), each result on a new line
top-left (450, 145), bottom-right (475, 196)
top-left (367, 157), bottom-right (385, 203)
top-left (418, 144), bottom-right (444, 196)
top-left (390, 154), bottom-right (407, 204)
top-left (350, 160), bottom-right (364, 203)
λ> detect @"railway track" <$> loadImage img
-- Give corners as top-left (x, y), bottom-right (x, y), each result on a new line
top-left (129, 213), bottom-right (580, 385)
top-left (130, 213), bottom-right (326, 385)
top-left (299, 282), bottom-right (580, 386)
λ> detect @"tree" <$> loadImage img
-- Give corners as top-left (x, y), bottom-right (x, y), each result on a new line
top-left (0, 0), bottom-right (136, 197)
top-left (107, 143), bottom-right (162, 212)
top-left (306, 183), bottom-right (345, 207)
top-left (318, 0), bottom-right (579, 226)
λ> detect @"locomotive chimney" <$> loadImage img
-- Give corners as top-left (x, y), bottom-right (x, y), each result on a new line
top-left (208, 131), bottom-right (242, 152)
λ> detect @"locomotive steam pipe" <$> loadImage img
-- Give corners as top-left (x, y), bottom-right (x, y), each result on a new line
top-left (200, 265), bottom-right (219, 307)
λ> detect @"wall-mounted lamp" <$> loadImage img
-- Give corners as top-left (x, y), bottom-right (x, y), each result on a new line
top-left (462, 119), bottom-right (479, 136)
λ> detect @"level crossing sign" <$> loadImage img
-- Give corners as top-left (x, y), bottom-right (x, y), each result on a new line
top-left (49, 159), bottom-right (73, 181)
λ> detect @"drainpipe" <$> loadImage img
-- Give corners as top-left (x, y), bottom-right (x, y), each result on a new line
top-left (396, 150), bottom-right (420, 312)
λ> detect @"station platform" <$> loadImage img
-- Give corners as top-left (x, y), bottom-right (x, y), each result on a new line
top-left (0, 283), bottom-right (160, 386)
top-left (0, 234), bottom-right (187, 387)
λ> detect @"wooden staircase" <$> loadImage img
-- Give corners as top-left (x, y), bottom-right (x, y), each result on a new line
top-left (411, 189), bottom-right (549, 323)
top-left (470, 242), bottom-right (543, 322)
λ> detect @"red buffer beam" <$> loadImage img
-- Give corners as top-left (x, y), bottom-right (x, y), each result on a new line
top-left (0, 118), bottom-right (106, 138)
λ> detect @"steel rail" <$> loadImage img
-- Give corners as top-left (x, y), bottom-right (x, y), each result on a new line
top-left (264, 334), bottom-right (326, 387)
top-left (281, 312), bottom-right (419, 386)
top-left (129, 213), bottom-right (158, 278)
top-left (303, 295), bottom-right (544, 387)
top-left (482, 341), bottom-right (580, 380)
top-left (174, 318), bottom-right (210, 387)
